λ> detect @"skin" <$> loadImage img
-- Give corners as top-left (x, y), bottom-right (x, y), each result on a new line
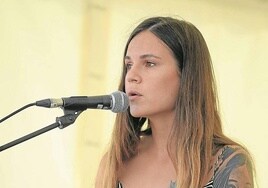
top-left (124, 31), bottom-right (180, 120)
top-left (121, 30), bottom-right (180, 188)
top-left (212, 146), bottom-right (253, 188)
top-left (95, 30), bottom-right (254, 188)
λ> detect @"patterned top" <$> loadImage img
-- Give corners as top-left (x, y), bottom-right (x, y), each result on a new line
top-left (118, 146), bottom-right (230, 188)
top-left (118, 180), bottom-right (213, 188)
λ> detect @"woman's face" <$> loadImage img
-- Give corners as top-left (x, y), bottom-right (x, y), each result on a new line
top-left (124, 31), bottom-right (180, 119)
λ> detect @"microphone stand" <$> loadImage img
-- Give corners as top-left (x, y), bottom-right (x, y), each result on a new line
top-left (0, 108), bottom-right (85, 152)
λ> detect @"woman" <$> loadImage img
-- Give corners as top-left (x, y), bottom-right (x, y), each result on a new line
top-left (95, 17), bottom-right (254, 188)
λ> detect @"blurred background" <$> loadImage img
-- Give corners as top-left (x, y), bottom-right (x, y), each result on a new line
top-left (0, 0), bottom-right (267, 187)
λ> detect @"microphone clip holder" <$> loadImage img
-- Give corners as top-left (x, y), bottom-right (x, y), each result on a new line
top-left (57, 108), bottom-right (84, 129)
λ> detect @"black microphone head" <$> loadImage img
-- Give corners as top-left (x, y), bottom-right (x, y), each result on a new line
top-left (110, 91), bottom-right (129, 113)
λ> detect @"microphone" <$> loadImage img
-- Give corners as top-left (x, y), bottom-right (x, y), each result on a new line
top-left (35, 91), bottom-right (129, 113)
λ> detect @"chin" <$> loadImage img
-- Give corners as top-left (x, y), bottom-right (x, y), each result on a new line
top-left (129, 109), bottom-right (145, 118)
top-left (130, 112), bottom-right (142, 118)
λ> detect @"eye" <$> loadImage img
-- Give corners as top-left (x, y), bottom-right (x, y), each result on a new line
top-left (125, 62), bottom-right (133, 70)
top-left (146, 61), bottom-right (156, 67)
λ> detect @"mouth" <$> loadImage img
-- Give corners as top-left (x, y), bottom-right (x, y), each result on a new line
top-left (127, 91), bottom-right (142, 99)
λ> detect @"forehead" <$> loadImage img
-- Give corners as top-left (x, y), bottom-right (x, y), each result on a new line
top-left (126, 31), bottom-right (173, 58)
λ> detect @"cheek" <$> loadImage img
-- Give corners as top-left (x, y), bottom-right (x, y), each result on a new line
top-left (154, 72), bottom-right (179, 95)
top-left (149, 73), bottom-right (180, 105)
top-left (163, 76), bottom-right (179, 103)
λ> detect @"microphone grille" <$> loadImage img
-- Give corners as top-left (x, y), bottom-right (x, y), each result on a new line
top-left (110, 91), bottom-right (129, 113)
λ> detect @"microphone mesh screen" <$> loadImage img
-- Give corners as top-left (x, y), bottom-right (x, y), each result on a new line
top-left (111, 91), bottom-right (129, 113)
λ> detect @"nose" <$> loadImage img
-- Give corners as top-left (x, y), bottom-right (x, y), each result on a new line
top-left (126, 65), bottom-right (141, 83)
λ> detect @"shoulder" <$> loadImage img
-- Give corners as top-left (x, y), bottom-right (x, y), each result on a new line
top-left (213, 145), bottom-right (254, 187)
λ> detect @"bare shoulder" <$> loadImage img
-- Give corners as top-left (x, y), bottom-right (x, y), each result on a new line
top-left (213, 145), bottom-right (254, 188)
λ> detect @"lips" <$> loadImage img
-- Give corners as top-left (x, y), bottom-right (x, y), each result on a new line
top-left (127, 90), bottom-right (142, 99)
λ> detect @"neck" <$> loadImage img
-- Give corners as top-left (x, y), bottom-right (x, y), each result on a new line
top-left (147, 112), bottom-right (176, 157)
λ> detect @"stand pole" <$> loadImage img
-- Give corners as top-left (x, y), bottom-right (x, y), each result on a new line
top-left (0, 123), bottom-right (59, 152)
top-left (0, 109), bottom-right (84, 152)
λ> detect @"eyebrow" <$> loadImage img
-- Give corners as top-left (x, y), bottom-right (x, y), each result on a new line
top-left (124, 54), bottom-right (162, 61)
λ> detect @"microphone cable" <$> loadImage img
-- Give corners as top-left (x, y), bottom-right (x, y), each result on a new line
top-left (0, 102), bottom-right (36, 124)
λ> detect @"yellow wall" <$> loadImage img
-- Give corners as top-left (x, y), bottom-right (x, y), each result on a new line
top-left (0, 0), bottom-right (267, 187)
top-left (0, 0), bottom-right (83, 187)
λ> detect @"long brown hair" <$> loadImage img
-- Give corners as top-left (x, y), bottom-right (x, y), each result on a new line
top-left (101, 16), bottom-right (243, 188)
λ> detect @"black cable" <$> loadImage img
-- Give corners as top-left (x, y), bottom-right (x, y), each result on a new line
top-left (0, 102), bottom-right (36, 124)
